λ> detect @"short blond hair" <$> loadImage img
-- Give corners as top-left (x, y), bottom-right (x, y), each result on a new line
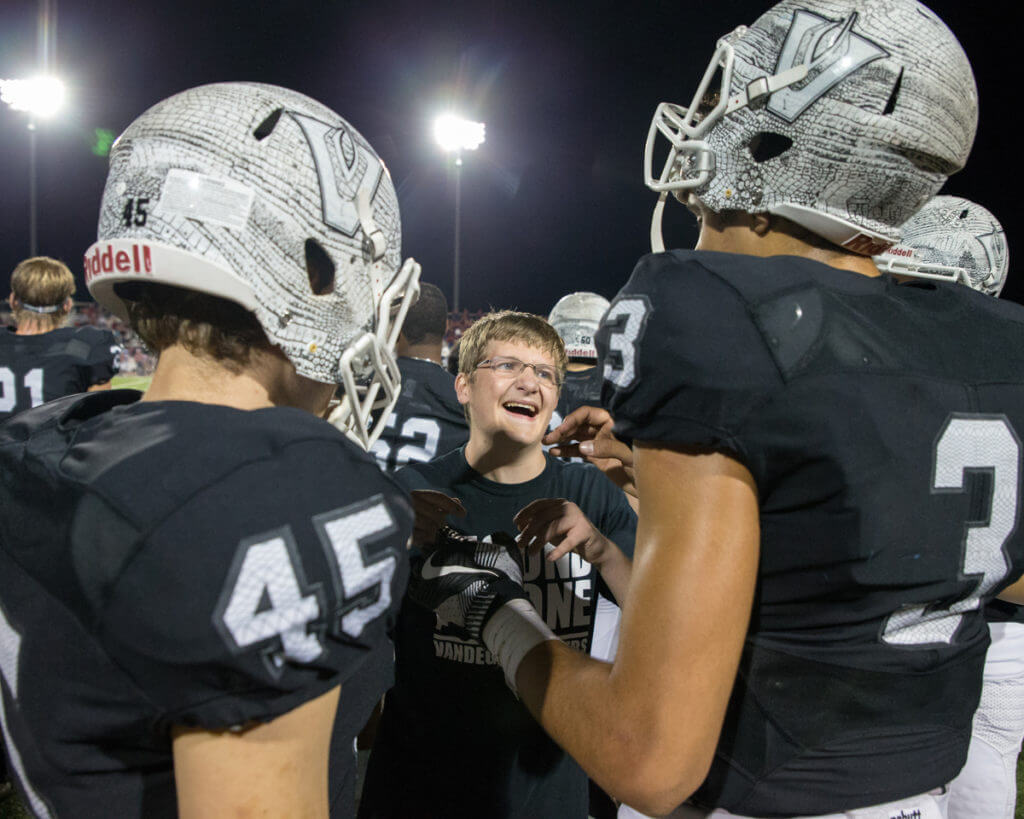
top-left (9, 256), bottom-right (75, 330)
top-left (457, 311), bottom-right (567, 423)
top-left (459, 310), bottom-right (567, 375)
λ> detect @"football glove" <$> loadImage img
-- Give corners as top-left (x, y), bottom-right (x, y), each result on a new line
top-left (407, 526), bottom-right (527, 644)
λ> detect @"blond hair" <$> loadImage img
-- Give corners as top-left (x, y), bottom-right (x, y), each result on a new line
top-left (9, 256), bottom-right (75, 330)
top-left (457, 311), bottom-right (567, 422)
top-left (458, 311), bottom-right (568, 378)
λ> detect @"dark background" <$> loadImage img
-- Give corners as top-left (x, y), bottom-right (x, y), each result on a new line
top-left (0, 1), bottom-right (1018, 313)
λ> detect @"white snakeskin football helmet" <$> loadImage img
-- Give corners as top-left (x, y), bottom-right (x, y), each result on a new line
top-left (547, 292), bottom-right (611, 361)
top-left (644, 0), bottom-right (978, 256)
top-left (85, 82), bottom-right (420, 449)
top-left (874, 196), bottom-right (1009, 297)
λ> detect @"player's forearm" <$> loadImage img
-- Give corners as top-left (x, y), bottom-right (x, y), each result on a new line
top-left (595, 541), bottom-right (632, 604)
top-left (513, 639), bottom-right (708, 815)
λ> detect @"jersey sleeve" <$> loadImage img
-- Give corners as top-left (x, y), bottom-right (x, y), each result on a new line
top-left (80, 327), bottom-right (122, 385)
top-left (98, 438), bottom-right (412, 730)
top-left (597, 251), bottom-right (783, 465)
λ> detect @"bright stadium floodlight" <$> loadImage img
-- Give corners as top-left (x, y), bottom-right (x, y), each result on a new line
top-left (433, 114), bottom-right (486, 313)
top-left (433, 114), bottom-right (486, 154)
top-left (1, 76), bottom-right (66, 118)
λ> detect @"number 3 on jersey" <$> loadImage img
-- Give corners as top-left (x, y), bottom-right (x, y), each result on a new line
top-left (602, 296), bottom-right (651, 391)
top-left (884, 415), bottom-right (1021, 646)
top-left (215, 495), bottom-right (399, 676)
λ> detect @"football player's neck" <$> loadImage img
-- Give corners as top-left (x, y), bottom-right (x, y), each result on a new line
top-left (13, 318), bottom-right (58, 336)
top-left (464, 433), bottom-right (547, 484)
top-left (696, 210), bottom-right (881, 278)
top-left (397, 336), bottom-right (443, 365)
top-left (143, 344), bottom-right (334, 415)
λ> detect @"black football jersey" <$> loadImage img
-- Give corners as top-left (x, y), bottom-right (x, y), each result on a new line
top-left (370, 357), bottom-right (469, 473)
top-left (0, 326), bottom-right (121, 421)
top-left (552, 365), bottom-right (603, 428)
top-left (597, 250), bottom-right (1024, 815)
top-left (547, 366), bottom-right (605, 464)
top-left (0, 391), bottom-right (411, 818)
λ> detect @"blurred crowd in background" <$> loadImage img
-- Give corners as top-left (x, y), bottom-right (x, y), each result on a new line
top-left (0, 301), bottom-right (487, 377)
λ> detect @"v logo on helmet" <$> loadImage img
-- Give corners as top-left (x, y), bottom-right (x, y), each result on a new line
top-left (288, 111), bottom-right (384, 237)
top-left (766, 10), bottom-right (888, 123)
top-left (978, 231), bottom-right (1007, 279)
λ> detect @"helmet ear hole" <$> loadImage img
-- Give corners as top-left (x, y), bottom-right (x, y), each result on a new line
top-left (748, 132), bottom-right (793, 164)
top-left (882, 69), bottom-right (904, 116)
top-left (305, 239), bottom-right (336, 295)
top-left (253, 108), bottom-right (283, 141)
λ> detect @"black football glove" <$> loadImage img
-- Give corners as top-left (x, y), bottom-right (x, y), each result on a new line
top-left (407, 526), bottom-right (528, 644)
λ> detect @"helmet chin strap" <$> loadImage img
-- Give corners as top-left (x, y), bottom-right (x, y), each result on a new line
top-left (650, 193), bottom-right (668, 253)
top-left (356, 187), bottom-right (388, 262)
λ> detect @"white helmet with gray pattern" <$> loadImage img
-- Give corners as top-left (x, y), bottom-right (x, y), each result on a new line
top-left (644, 0), bottom-right (977, 256)
top-left (874, 196), bottom-right (1008, 297)
top-left (548, 292), bottom-right (610, 361)
top-left (85, 82), bottom-right (420, 449)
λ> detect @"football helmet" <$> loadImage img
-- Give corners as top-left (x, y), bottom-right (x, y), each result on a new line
top-left (85, 82), bottom-right (420, 449)
top-left (874, 196), bottom-right (1008, 297)
top-left (547, 292), bottom-right (610, 361)
top-left (644, 0), bottom-right (977, 256)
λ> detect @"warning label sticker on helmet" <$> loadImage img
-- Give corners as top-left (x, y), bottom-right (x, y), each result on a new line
top-left (155, 169), bottom-right (255, 231)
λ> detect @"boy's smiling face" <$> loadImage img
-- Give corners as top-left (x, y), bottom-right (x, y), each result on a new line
top-left (456, 339), bottom-right (560, 449)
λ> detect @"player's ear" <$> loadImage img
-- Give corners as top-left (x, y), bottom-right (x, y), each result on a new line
top-left (61, 297), bottom-right (73, 314)
top-left (7, 295), bottom-right (16, 310)
top-left (752, 213), bottom-right (772, 237)
top-left (454, 372), bottom-right (471, 406)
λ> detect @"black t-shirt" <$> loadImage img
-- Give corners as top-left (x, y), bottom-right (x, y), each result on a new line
top-left (597, 249), bottom-right (1024, 815)
top-left (370, 357), bottom-right (469, 473)
top-left (0, 391), bottom-right (412, 818)
top-left (0, 326), bottom-right (121, 421)
top-left (360, 449), bottom-right (636, 819)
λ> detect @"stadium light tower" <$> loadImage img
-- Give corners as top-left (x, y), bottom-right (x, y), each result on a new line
top-left (1, 0), bottom-right (64, 256)
top-left (433, 114), bottom-right (485, 313)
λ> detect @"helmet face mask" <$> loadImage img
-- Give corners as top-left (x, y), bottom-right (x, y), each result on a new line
top-left (874, 196), bottom-right (1009, 297)
top-left (548, 292), bottom-right (611, 361)
top-left (645, 0), bottom-right (978, 256)
top-left (85, 82), bottom-right (420, 450)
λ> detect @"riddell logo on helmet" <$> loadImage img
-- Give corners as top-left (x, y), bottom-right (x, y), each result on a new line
top-left (83, 244), bottom-right (153, 283)
top-left (843, 234), bottom-right (891, 257)
top-left (884, 246), bottom-right (915, 257)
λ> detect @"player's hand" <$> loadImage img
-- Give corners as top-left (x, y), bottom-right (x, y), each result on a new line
top-left (408, 490), bottom-right (467, 546)
top-left (407, 527), bottom-right (528, 643)
top-left (514, 498), bottom-right (617, 566)
top-left (543, 406), bottom-right (637, 498)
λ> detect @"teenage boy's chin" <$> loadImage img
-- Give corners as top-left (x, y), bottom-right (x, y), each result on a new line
top-left (494, 413), bottom-right (553, 447)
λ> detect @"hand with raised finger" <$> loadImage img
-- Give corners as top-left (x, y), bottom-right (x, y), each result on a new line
top-left (542, 404), bottom-right (615, 451)
top-left (409, 489), bottom-right (466, 547)
top-left (542, 406), bottom-right (637, 498)
top-left (514, 498), bottom-right (614, 566)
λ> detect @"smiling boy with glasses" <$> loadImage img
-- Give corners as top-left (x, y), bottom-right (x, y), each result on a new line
top-left (359, 310), bottom-right (634, 819)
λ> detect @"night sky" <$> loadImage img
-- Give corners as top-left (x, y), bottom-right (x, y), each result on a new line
top-left (0, 0), bottom-right (1018, 313)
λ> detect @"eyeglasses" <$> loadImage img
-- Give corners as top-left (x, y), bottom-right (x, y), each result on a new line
top-left (475, 356), bottom-right (562, 388)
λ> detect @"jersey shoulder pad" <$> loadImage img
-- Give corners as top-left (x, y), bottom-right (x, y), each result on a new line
top-left (96, 417), bottom-right (411, 729)
top-left (395, 358), bottom-right (466, 423)
top-left (394, 446), bottom-right (465, 492)
top-left (597, 251), bottom-right (782, 450)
